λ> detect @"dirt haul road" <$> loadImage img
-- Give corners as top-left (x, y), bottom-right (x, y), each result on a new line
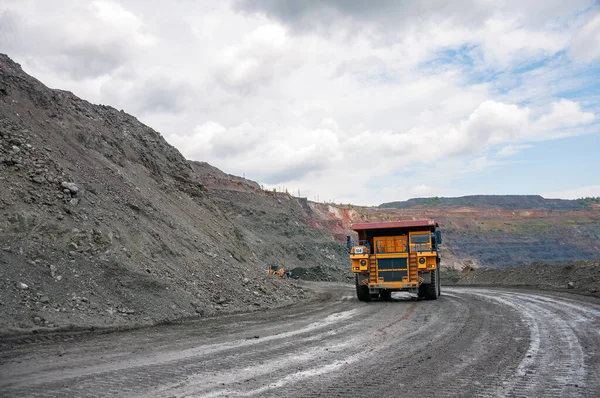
top-left (1, 283), bottom-right (599, 397)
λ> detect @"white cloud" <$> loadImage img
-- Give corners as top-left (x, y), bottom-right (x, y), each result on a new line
top-left (168, 121), bottom-right (224, 160)
top-left (475, 17), bottom-right (567, 67)
top-left (343, 98), bottom-right (593, 174)
top-left (497, 144), bottom-right (531, 157)
top-left (543, 185), bottom-right (600, 199)
top-left (458, 100), bottom-right (531, 147)
top-left (536, 99), bottom-right (595, 132)
top-left (0, 0), bottom-right (155, 80)
top-left (169, 120), bottom-right (342, 183)
top-left (1, 0), bottom-right (598, 205)
top-left (411, 184), bottom-right (433, 196)
top-left (213, 24), bottom-right (292, 91)
top-left (570, 13), bottom-right (600, 63)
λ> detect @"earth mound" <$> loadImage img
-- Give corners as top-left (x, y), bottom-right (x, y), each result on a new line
top-left (0, 53), bottom-right (349, 335)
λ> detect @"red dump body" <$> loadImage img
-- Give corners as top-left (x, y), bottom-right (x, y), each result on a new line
top-left (351, 219), bottom-right (438, 231)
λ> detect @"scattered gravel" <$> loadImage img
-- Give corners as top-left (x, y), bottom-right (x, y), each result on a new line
top-left (0, 53), bottom-right (349, 336)
top-left (452, 260), bottom-right (600, 297)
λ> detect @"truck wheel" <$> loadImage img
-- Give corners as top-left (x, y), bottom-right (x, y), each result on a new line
top-left (437, 259), bottom-right (442, 296)
top-left (379, 290), bottom-right (392, 300)
top-left (355, 275), bottom-right (371, 302)
top-left (417, 282), bottom-right (426, 298)
top-left (420, 268), bottom-right (439, 300)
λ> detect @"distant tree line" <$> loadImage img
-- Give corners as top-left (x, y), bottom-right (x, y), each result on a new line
top-left (579, 196), bottom-right (600, 206)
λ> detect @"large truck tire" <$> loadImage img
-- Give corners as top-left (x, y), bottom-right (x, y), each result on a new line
top-left (379, 290), bottom-right (392, 300)
top-left (437, 258), bottom-right (442, 296)
top-left (355, 274), bottom-right (371, 302)
top-left (419, 268), bottom-right (439, 300)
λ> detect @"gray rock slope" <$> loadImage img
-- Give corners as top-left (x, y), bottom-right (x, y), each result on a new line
top-left (0, 54), bottom-right (349, 334)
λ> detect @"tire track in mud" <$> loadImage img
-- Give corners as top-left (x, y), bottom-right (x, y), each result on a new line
top-left (0, 285), bottom-right (363, 397)
top-left (1, 284), bottom-right (599, 398)
top-left (468, 290), bottom-right (600, 397)
top-left (279, 290), bottom-right (527, 398)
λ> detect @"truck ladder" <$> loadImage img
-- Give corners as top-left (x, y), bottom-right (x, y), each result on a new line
top-left (408, 252), bottom-right (418, 282)
top-left (369, 257), bottom-right (377, 282)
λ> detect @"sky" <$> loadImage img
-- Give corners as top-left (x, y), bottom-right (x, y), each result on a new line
top-left (1, 0), bottom-right (599, 205)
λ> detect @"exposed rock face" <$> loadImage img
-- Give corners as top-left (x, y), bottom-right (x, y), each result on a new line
top-left (0, 54), bottom-right (349, 334)
top-left (306, 201), bottom-right (600, 270)
top-left (376, 197), bottom-right (600, 268)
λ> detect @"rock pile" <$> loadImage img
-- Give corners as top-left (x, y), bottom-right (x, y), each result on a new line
top-left (0, 53), bottom-right (344, 335)
top-left (455, 260), bottom-right (600, 297)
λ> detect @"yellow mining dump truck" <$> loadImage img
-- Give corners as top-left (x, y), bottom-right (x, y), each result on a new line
top-left (349, 219), bottom-right (442, 301)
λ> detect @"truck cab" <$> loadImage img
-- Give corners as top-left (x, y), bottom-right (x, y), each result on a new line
top-left (349, 219), bottom-right (441, 301)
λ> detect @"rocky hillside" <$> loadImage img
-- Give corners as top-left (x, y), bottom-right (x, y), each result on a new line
top-left (310, 201), bottom-right (600, 269)
top-left (377, 196), bottom-right (600, 270)
top-left (0, 54), bottom-right (349, 335)
top-left (179, 171), bottom-right (600, 272)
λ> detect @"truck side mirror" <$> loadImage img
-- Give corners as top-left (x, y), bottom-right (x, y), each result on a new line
top-left (435, 230), bottom-right (442, 245)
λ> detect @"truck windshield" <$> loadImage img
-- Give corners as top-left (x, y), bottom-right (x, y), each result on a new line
top-left (411, 235), bottom-right (430, 244)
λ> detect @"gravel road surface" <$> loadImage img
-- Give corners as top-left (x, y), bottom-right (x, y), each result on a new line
top-left (1, 283), bottom-right (599, 397)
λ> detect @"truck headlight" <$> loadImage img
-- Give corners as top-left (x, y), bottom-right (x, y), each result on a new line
top-left (419, 257), bottom-right (425, 264)
top-left (360, 260), bottom-right (367, 266)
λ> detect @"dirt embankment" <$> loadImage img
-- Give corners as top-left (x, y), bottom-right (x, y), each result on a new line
top-left (443, 260), bottom-right (600, 297)
top-left (0, 54), bottom-right (349, 335)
